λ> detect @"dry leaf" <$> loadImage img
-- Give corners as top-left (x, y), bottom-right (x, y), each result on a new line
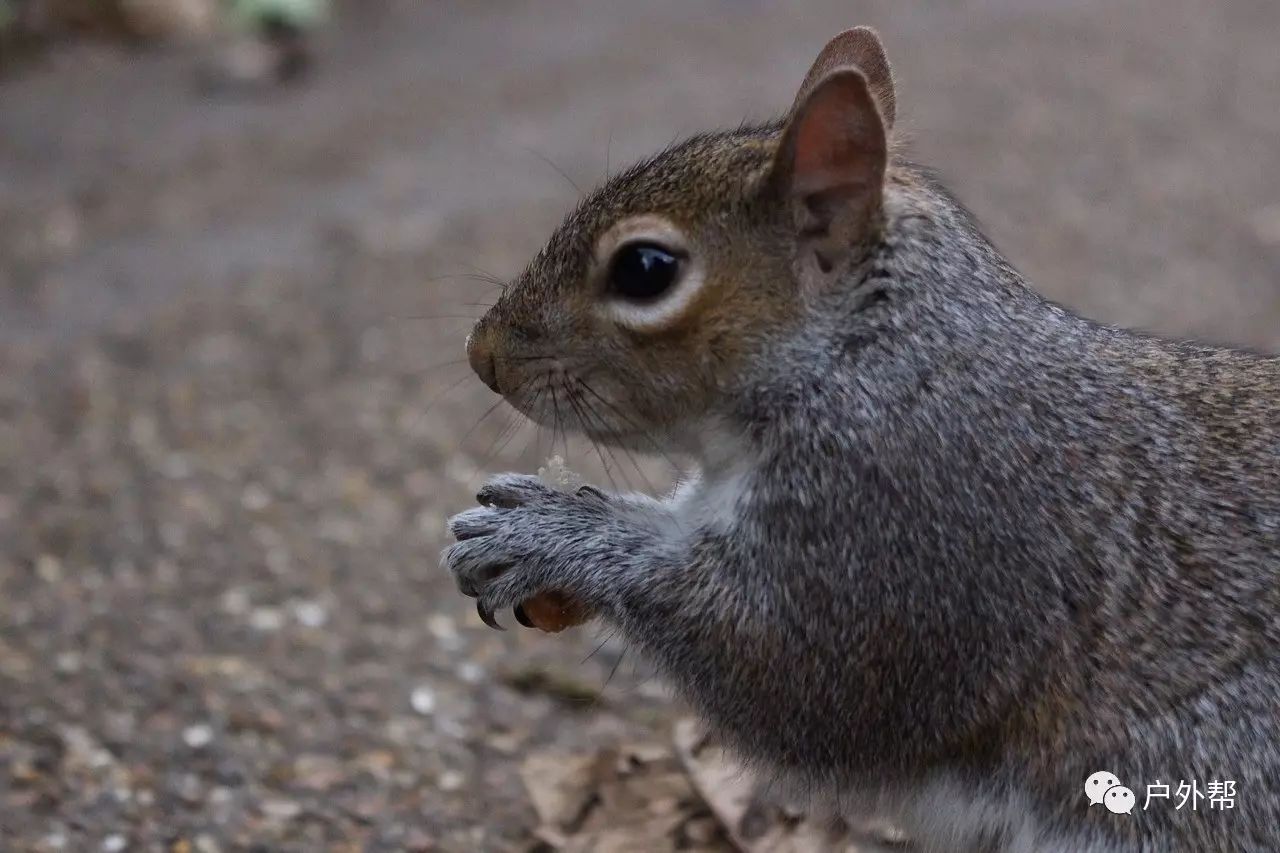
top-left (521, 742), bottom-right (727, 853)
top-left (673, 718), bottom-right (882, 853)
top-left (520, 752), bottom-right (602, 830)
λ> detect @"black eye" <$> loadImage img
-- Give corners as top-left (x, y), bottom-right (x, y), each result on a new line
top-left (608, 243), bottom-right (681, 301)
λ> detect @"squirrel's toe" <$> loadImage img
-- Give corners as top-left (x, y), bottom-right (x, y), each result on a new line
top-left (477, 473), bottom-right (552, 508)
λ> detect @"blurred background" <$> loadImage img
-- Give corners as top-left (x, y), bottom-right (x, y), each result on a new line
top-left (1, 1), bottom-right (1278, 851)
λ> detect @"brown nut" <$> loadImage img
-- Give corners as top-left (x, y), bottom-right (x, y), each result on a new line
top-left (518, 591), bottom-right (594, 633)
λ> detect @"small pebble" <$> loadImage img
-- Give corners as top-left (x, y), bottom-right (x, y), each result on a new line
top-left (248, 607), bottom-right (285, 632)
top-left (457, 662), bottom-right (484, 684)
top-left (410, 686), bottom-right (436, 716)
top-left (240, 483), bottom-right (271, 511)
top-left (220, 587), bottom-right (251, 616)
top-left (290, 599), bottom-right (328, 628)
top-left (193, 835), bottom-right (222, 853)
top-left (36, 555), bottom-right (63, 583)
top-left (55, 652), bottom-right (82, 674)
top-left (437, 769), bottom-right (466, 791)
top-left (182, 724), bottom-right (214, 749)
top-left (261, 798), bottom-right (303, 821)
top-left (426, 614), bottom-right (457, 641)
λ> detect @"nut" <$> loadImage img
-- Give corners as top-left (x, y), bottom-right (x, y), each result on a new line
top-left (520, 591), bottom-right (593, 633)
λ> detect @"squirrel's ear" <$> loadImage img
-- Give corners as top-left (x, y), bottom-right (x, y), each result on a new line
top-left (771, 68), bottom-right (887, 288)
top-left (794, 27), bottom-right (895, 130)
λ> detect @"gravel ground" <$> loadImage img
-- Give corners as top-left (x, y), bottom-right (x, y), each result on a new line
top-left (2, 1), bottom-right (1279, 850)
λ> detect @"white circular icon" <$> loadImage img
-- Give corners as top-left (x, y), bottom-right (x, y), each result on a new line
top-left (1104, 785), bottom-right (1136, 815)
top-left (1085, 770), bottom-right (1122, 806)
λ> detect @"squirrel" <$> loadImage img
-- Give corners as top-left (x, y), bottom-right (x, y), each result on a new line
top-left (443, 27), bottom-right (1280, 853)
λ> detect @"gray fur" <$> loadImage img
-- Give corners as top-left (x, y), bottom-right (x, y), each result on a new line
top-left (444, 113), bottom-right (1279, 853)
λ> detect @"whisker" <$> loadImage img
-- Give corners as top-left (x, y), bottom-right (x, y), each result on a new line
top-left (601, 645), bottom-right (627, 693)
top-left (422, 272), bottom-right (508, 289)
top-left (559, 390), bottom-right (576, 466)
top-left (458, 261), bottom-right (507, 284)
top-left (516, 385), bottom-right (548, 466)
top-left (474, 410), bottom-right (529, 476)
top-left (536, 413), bottom-right (548, 463)
top-left (563, 380), bottom-right (636, 491)
top-left (456, 397), bottom-right (510, 450)
top-left (415, 356), bottom-right (471, 372)
top-left (454, 378), bottom-right (532, 454)
top-left (585, 631), bottom-right (627, 712)
top-left (554, 383), bottom-right (573, 461)
top-left (618, 441), bottom-right (655, 495)
top-left (568, 385), bottom-right (633, 492)
top-left (549, 385), bottom-right (566, 462)
top-left (527, 384), bottom-right (549, 464)
top-left (471, 417), bottom-right (517, 477)
top-left (580, 403), bottom-right (622, 492)
top-left (389, 314), bottom-right (485, 323)
top-left (575, 379), bottom-right (683, 475)
top-left (571, 381), bottom-right (665, 494)
top-left (523, 146), bottom-right (583, 196)
top-left (580, 629), bottom-right (616, 665)
top-left (603, 442), bottom-right (635, 492)
top-left (414, 370), bottom-right (473, 421)
top-left (564, 387), bottom-right (621, 493)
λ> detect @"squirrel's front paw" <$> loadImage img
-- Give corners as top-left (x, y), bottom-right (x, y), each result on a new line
top-left (442, 474), bottom-right (615, 629)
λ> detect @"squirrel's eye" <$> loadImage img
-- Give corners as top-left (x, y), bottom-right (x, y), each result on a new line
top-left (608, 243), bottom-right (681, 301)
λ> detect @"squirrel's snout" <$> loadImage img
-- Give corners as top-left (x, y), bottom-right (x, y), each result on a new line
top-left (466, 331), bottom-right (501, 394)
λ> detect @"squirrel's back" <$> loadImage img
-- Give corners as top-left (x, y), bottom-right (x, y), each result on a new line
top-left (730, 154), bottom-right (1280, 848)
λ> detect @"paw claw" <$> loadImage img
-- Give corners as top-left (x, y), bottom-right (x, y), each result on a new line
top-left (575, 485), bottom-right (609, 502)
top-left (477, 599), bottom-right (504, 631)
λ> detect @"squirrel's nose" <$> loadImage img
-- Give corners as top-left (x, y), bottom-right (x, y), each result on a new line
top-left (466, 332), bottom-right (501, 394)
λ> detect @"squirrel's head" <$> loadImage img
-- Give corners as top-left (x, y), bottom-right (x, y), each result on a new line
top-left (466, 28), bottom-right (896, 450)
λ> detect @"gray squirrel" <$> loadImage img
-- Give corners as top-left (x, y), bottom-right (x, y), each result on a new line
top-left (443, 28), bottom-right (1280, 852)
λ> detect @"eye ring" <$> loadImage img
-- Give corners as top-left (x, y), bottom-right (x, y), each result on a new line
top-left (591, 215), bottom-right (704, 333)
top-left (606, 241), bottom-right (684, 302)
